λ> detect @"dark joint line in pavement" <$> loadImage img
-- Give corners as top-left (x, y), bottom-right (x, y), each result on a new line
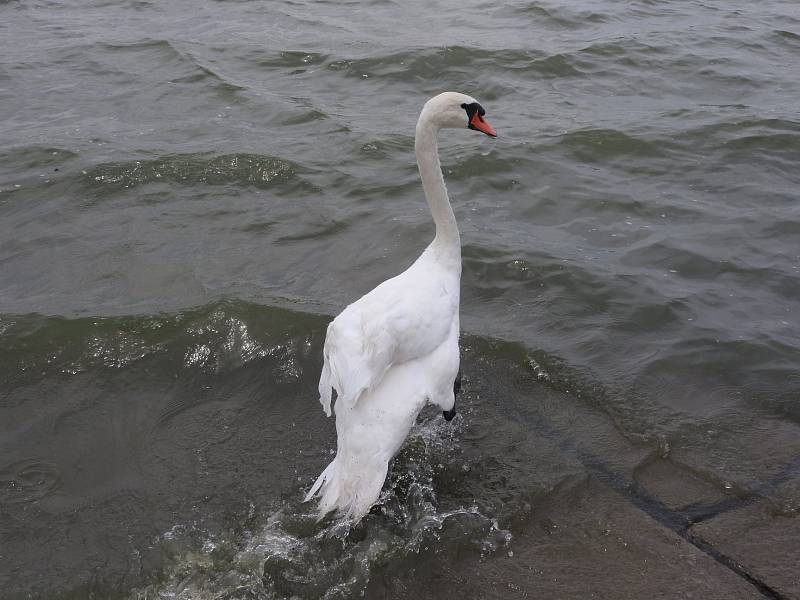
top-left (506, 388), bottom-right (797, 600)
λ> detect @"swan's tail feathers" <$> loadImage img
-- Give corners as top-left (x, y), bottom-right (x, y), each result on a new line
top-left (304, 455), bottom-right (388, 522)
top-left (304, 460), bottom-right (334, 503)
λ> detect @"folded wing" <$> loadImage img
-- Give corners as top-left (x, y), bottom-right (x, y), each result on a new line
top-left (317, 262), bottom-right (457, 415)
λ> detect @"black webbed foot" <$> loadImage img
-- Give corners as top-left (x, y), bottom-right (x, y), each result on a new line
top-left (443, 370), bottom-right (462, 421)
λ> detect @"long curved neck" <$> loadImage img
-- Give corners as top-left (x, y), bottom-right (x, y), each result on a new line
top-left (415, 116), bottom-right (460, 254)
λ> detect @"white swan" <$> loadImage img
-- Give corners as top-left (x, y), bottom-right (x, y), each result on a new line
top-left (305, 92), bottom-right (497, 520)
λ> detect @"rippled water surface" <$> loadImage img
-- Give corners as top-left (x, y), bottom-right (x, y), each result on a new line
top-left (1, 0), bottom-right (799, 597)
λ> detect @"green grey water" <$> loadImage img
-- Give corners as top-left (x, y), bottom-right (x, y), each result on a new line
top-left (1, 0), bottom-right (799, 597)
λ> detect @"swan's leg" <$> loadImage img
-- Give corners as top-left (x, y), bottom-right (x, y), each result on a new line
top-left (443, 370), bottom-right (461, 421)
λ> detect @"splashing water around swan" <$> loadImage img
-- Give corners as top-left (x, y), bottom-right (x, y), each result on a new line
top-left (305, 92), bottom-right (497, 520)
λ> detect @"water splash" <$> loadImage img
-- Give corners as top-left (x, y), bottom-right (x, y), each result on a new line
top-left (131, 415), bottom-right (512, 600)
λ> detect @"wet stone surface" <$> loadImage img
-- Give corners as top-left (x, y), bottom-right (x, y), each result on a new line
top-left (691, 478), bottom-right (800, 600)
top-left (634, 457), bottom-right (730, 512)
top-left (385, 479), bottom-right (764, 600)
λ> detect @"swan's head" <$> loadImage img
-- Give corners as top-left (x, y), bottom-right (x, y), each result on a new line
top-left (420, 91), bottom-right (497, 137)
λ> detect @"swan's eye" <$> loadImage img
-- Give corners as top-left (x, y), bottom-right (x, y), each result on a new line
top-left (462, 102), bottom-right (479, 120)
top-left (462, 102), bottom-right (488, 126)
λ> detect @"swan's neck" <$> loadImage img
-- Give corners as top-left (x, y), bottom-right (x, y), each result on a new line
top-left (415, 117), bottom-right (460, 256)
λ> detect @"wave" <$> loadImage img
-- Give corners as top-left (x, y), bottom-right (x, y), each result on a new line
top-left (83, 152), bottom-right (318, 193)
top-left (94, 38), bottom-right (247, 93)
top-left (0, 301), bottom-right (327, 387)
top-left (321, 46), bottom-right (586, 82)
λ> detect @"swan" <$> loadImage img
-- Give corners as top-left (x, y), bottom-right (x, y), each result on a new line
top-left (305, 91), bottom-right (497, 521)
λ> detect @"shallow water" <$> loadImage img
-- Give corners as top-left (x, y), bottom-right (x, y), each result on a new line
top-left (1, 0), bottom-right (799, 597)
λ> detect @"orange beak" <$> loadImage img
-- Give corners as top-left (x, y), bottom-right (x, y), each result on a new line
top-left (469, 112), bottom-right (497, 137)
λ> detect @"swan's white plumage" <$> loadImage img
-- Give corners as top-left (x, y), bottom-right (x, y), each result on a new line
top-left (307, 317), bottom-right (459, 519)
top-left (318, 243), bottom-right (460, 415)
top-left (306, 92), bottom-right (494, 521)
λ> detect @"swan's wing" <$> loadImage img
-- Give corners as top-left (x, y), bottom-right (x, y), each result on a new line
top-left (318, 305), bottom-right (393, 414)
top-left (318, 266), bottom-right (457, 414)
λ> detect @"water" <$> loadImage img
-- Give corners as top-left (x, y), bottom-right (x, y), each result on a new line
top-left (1, 0), bottom-right (799, 597)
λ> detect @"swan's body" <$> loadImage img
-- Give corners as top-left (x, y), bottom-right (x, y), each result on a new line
top-left (305, 92), bottom-right (496, 521)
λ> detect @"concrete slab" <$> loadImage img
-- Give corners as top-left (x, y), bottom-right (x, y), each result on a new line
top-left (635, 457), bottom-right (729, 511)
top-left (692, 491), bottom-right (800, 600)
